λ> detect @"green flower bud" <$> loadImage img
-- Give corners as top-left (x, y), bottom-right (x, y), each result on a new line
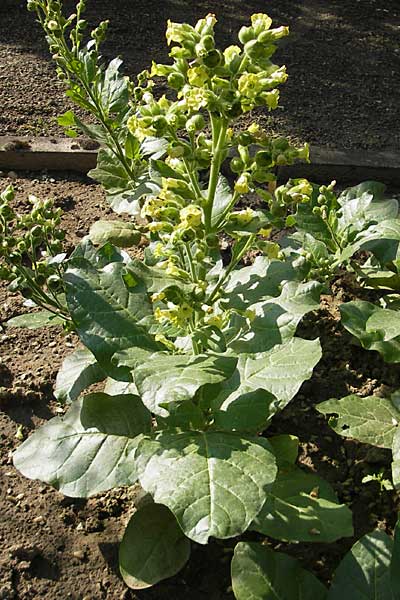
top-left (230, 157), bottom-right (244, 174)
top-left (167, 71), bottom-right (185, 90)
top-left (27, 1), bottom-right (37, 11)
top-left (21, 286), bottom-right (34, 299)
top-left (255, 150), bottom-right (273, 168)
top-left (185, 113), bottom-right (205, 133)
top-left (238, 26), bottom-right (255, 44)
top-left (47, 274), bottom-right (63, 292)
top-left (202, 49), bottom-right (222, 68)
top-left (47, 20), bottom-right (60, 32)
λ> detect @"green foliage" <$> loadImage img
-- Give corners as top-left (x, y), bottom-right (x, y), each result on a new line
top-left (8, 1), bottom-right (400, 595)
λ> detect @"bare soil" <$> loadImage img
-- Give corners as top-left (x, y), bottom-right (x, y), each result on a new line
top-left (1, 0), bottom-right (400, 598)
top-left (0, 0), bottom-right (400, 150)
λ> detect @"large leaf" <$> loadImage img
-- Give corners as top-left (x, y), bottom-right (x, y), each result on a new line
top-left (251, 466), bottom-right (353, 543)
top-left (391, 517), bottom-right (400, 594)
top-left (119, 503), bottom-right (190, 589)
top-left (211, 175), bottom-right (233, 228)
top-left (340, 220), bottom-right (400, 263)
top-left (54, 347), bottom-right (106, 403)
top-left (88, 220), bottom-right (141, 248)
top-left (231, 542), bottom-right (327, 600)
top-left (340, 301), bottom-right (400, 363)
top-left (328, 530), bottom-right (395, 599)
top-left (317, 394), bottom-right (400, 449)
top-left (210, 338), bottom-right (322, 431)
top-left (100, 57), bottom-right (129, 114)
top-left (229, 280), bottom-right (322, 354)
top-left (124, 352), bottom-right (237, 416)
top-left (65, 257), bottom-right (159, 374)
top-left (13, 393), bottom-right (151, 497)
top-left (135, 430), bottom-right (277, 544)
top-left (336, 182), bottom-right (398, 242)
top-left (222, 256), bottom-right (297, 310)
top-left (391, 428), bottom-right (400, 488)
top-left (6, 310), bottom-right (65, 329)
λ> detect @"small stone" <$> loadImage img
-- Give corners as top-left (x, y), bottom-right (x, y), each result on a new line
top-left (9, 543), bottom-right (40, 561)
top-left (72, 550), bottom-right (86, 561)
top-left (7, 171), bottom-right (18, 179)
top-left (16, 561), bottom-right (31, 571)
top-left (16, 493), bottom-right (25, 501)
top-left (76, 522), bottom-right (84, 531)
top-left (33, 516), bottom-right (45, 524)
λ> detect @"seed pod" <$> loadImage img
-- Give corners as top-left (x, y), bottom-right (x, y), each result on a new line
top-left (185, 113), bottom-right (205, 133)
top-left (230, 157), bottom-right (244, 174)
top-left (202, 49), bottom-right (222, 68)
top-left (167, 72), bottom-right (185, 90)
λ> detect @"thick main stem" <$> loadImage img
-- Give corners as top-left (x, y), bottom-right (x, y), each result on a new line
top-left (204, 114), bottom-right (228, 233)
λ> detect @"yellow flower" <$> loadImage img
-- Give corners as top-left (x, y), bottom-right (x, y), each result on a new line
top-left (187, 66), bottom-right (209, 87)
top-left (180, 205), bottom-right (203, 228)
top-left (234, 173), bottom-right (251, 194)
top-left (223, 45), bottom-right (241, 64)
top-left (251, 13), bottom-right (272, 33)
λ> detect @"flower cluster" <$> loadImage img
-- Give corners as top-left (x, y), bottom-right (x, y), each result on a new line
top-left (0, 186), bottom-right (67, 309)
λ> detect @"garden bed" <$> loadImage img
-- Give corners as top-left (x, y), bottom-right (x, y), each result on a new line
top-left (1, 1), bottom-right (400, 599)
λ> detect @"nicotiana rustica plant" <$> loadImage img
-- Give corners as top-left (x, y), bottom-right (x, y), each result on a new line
top-left (4, 1), bottom-right (400, 596)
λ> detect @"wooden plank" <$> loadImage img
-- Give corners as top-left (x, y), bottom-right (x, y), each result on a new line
top-left (0, 136), bottom-right (399, 185)
top-left (0, 136), bottom-right (98, 173)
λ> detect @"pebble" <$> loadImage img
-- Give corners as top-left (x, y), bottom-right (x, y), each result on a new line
top-left (7, 171), bottom-right (17, 179)
top-left (72, 550), bottom-right (86, 561)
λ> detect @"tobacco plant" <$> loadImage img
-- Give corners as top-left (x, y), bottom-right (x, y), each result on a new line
top-left (4, 0), bottom-right (400, 595)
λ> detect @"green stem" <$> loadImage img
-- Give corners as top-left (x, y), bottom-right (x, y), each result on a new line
top-left (184, 242), bottom-right (197, 282)
top-left (207, 234), bottom-right (256, 304)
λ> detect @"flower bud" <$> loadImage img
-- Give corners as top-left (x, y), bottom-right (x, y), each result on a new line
top-left (238, 26), bottom-right (255, 44)
top-left (47, 20), bottom-right (60, 32)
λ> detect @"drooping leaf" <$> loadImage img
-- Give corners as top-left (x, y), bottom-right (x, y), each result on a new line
top-left (123, 352), bottom-right (237, 416)
top-left (6, 310), bottom-right (65, 329)
top-left (88, 220), bottom-right (141, 248)
top-left (251, 466), bottom-right (353, 543)
top-left (13, 393), bottom-right (151, 497)
top-left (339, 220), bottom-right (400, 263)
top-left (210, 338), bottom-right (322, 431)
top-left (65, 257), bottom-right (159, 374)
top-left (231, 542), bottom-right (327, 600)
top-left (340, 301), bottom-right (400, 363)
top-left (119, 503), bottom-right (190, 589)
top-left (328, 530), bottom-right (395, 600)
top-left (140, 136), bottom-right (169, 159)
top-left (317, 394), bottom-right (400, 449)
top-left (135, 430), bottom-right (277, 544)
top-left (54, 347), bottom-right (106, 403)
top-left (229, 280), bottom-right (322, 353)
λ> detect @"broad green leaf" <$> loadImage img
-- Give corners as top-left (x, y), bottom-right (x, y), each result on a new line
top-left (340, 301), bottom-right (400, 363)
top-left (140, 136), bottom-right (169, 159)
top-left (295, 202), bottom-right (332, 246)
top-left (391, 429), bottom-right (400, 488)
top-left (119, 503), bottom-right (190, 589)
top-left (211, 175), bottom-right (233, 228)
top-left (229, 280), bottom-right (322, 353)
top-left (101, 57), bottom-right (129, 114)
top-left (340, 220), bottom-right (400, 263)
top-left (391, 517), bottom-right (400, 594)
top-left (210, 338), bottom-right (322, 431)
top-left (126, 352), bottom-right (237, 416)
top-left (336, 184), bottom-right (398, 242)
top-left (231, 542), bottom-right (327, 600)
top-left (135, 430), bottom-right (277, 544)
top-left (223, 256), bottom-right (297, 310)
top-left (157, 401), bottom-right (207, 431)
top-left (65, 258), bottom-right (159, 373)
top-left (13, 393), bottom-right (151, 497)
top-left (251, 466), bottom-right (353, 543)
top-left (6, 310), bottom-right (65, 329)
top-left (88, 220), bottom-right (141, 248)
top-left (54, 347), bottom-right (106, 403)
top-left (104, 377), bottom-right (138, 395)
top-left (317, 394), bottom-right (400, 448)
top-left (89, 148), bottom-right (130, 195)
top-left (127, 259), bottom-right (194, 295)
top-left (268, 434), bottom-right (299, 466)
top-left (328, 530), bottom-right (395, 599)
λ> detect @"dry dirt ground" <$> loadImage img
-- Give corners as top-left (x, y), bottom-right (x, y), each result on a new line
top-left (1, 0), bottom-right (400, 599)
